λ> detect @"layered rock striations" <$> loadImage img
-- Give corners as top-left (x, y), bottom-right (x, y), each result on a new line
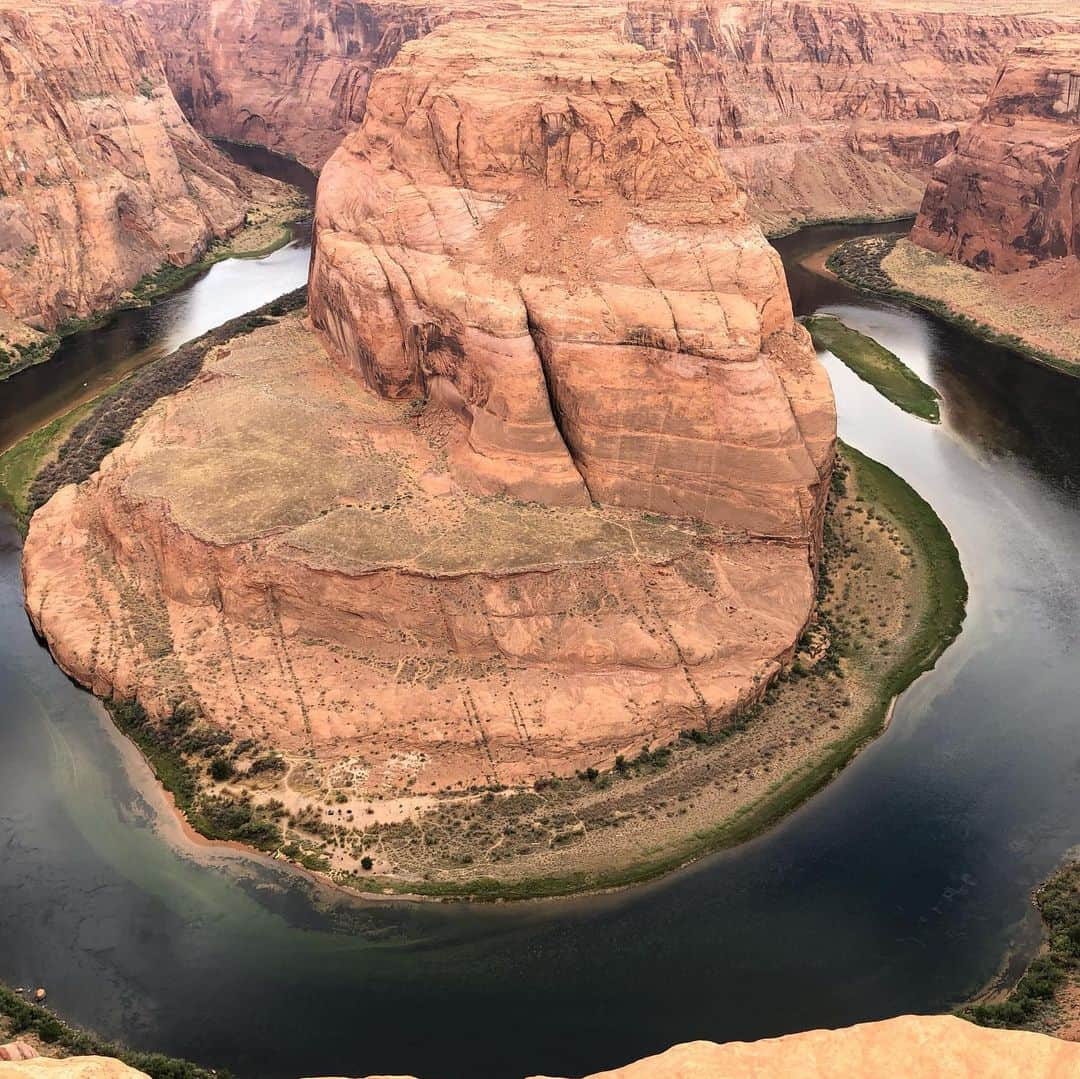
top-left (912, 33), bottom-right (1080, 272)
top-left (130, 0), bottom-right (1079, 229)
top-left (129, 0), bottom-right (453, 172)
top-left (627, 0), bottom-right (1080, 231)
top-left (0, 0), bottom-right (284, 339)
top-left (24, 5), bottom-right (834, 820)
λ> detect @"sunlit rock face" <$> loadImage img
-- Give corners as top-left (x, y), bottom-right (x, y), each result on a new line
top-left (309, 6), bottom-right (834, 537)
top-left (912, 33), bottom-right (1080, 272)
top-left (0, 0), bottom-right (272, 332)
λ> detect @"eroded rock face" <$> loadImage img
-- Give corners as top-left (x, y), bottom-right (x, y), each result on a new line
top-left (309, 11), bottom-right (833, 537)
top-left (129, 0), bottom-right (452, 172)
top-left (0, 0), bottom-right (280, 332)
top-left (23, 2), bottom-right (834, 809)
top-left (912, 33), bottom-right (1080, 271)
top-left (130, 0), bottom-right (1079, 229)
top-left (627, 0), bottom-right (1080, 232)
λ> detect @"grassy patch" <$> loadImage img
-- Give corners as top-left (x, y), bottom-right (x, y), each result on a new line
top-left (804, 314), bottom-right (940, 422)
top-left (341, 443), bottom-right (967, 901)
top-left (0, 400), bottom-right (94, 523)
top-left (960, 860), bottom-right (1080, 1029)
top-left (0, 983), bottom-right (228, 1078)
top-left (827, 236), bottom-right (1079, 377)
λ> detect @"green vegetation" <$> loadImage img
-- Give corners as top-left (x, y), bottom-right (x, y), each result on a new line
top-left (827, 235), bottom-right (1079, 378)
top-left (0, 333), bottom-right (60, 379)
top-left (961, 860), bottom-right (1080, 1030)
top-left (0, 983), bottom-right (228, 1078)
top-left (341, 443), bottom-right (967, 901)
top-left (0, 400), bottom-right (94, 523)
top-left (109, 698), bottom-right (282, 852)
top-left (804, 314), bottom-right (940, 422)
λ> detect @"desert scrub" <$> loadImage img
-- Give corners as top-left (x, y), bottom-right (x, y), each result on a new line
top-left (804, 314), bottom-right (940, 422)
top-left (0, 983), bottom-right (229, 1078)
top-left (960, 860), bottom-right (1080, 1030)
top-left (28, 288), bottom-right (306, 518)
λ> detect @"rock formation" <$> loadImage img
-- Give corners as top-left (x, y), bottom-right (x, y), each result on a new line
top-left (0, 0), bottom-right (286, 339)
top-left (911, 33), bottom-right (1080, 271)
top-left (23, 4), bottom-right (833, 823)
top-left (6, 1016), bottom-right (1080, 1077)
top-left (129, 0), bottom-right (1079, 229)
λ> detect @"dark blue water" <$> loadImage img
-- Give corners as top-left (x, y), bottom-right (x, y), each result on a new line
top-left (2, 218), bottom-right (1079, 1079)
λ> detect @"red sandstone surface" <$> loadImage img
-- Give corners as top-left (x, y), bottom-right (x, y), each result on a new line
top-left (130, 0), bottom-right (1080, 229)
top-left (23, 2), bottom-right (833, 817)
top-left (912, 33), bottom-right (1080, 272)
top-left (0, 0), bottom-right (285, 337)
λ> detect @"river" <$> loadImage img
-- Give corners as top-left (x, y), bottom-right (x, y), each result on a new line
top-left (2, 200), bottom-right (1080, 1079)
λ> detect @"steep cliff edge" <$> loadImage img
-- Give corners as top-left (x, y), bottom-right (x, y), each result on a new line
top-left (0, 0), bottom-right (290, 366)
top-left (4, 1016), bottom-right (1080, 1077)
top-left (129, 0), bottom-right (1079, 229)
top-left (912, 33), bottom-right (1080, 271)
top-left (23, 4), bottom-right (835, 884)
top-left (627, 0), bottom-right (1080, 232)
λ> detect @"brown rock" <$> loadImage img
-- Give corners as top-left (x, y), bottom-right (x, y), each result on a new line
top-left (0, 0), bottom-right (285, 334)
top-left (0, 1059), bottom-right (149, 1077)
top-left (0, 1043), bottom-right (37, 1062)
top-left (912, 33), bottom-right (1080, 272)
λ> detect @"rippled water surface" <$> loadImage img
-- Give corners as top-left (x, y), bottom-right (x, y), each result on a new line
top-left (2, 214), bottom-right (1080, 1078)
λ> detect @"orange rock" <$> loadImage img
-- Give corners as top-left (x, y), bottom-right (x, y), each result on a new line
top-left (912, 33), bottom-right (1080, 272)
top-left (0, 0), bottom-right (284, 333)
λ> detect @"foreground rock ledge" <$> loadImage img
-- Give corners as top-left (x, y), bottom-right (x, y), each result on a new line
top-left (4, 1016), bottom-right (1080, 1077)
top-left (23, 4), bottom-right (832, 829)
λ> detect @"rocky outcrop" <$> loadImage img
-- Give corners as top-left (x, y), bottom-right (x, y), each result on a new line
top-left (23, 3), bottom-right (833, 826)
top-left (128, 0), bottom-right (452, 172)
top-left (309, 10), bottom-right (833, 536)
top-left (130, 0), bottom-right (1079, 229)
top-left (627, 0), bottom-right (1080, 231)
top-left (6, 1017), bottom-right (1080, 1077)
top-left (0, 0), bottom-right (286, 338)
top-left (911, 33), bottom-right (1080, 272)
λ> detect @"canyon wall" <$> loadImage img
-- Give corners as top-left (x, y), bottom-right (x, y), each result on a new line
top-left (131, 0), bottom-right (1079, 229)
top-left (129, 0), bottom-right (452, 172)
top-left (911, 33), bottom-right (1080, 272)
top-left (0, 0), bottom-right (280, 336)
top-left (6, 1016), bottom-right (1080, 1076)
top-left (309, 7), bottom-right (833, 536)
top-left (23, 0), bottom-right (833, 810)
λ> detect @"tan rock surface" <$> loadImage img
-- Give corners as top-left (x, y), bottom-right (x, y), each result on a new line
top-left (912, 33), bottom-right (1080, 272)
top-left (0, 0), bottom-right (287, 335)
top-left (0, 1059), bottom-right (148, 1078)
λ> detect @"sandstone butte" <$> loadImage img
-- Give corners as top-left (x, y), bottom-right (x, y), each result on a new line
top-left (912, 33), bottom-right (1080, 271)
top-left (127, 0), bottom-right (1080, 232)
top-left (0, 0), bottom-right (286, 348)
top-left (22, 3), bottom-right (835, 816)
top-left (5, 1016), bottom-right (1080, 1076)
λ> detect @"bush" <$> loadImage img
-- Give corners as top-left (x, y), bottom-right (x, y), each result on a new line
top-left (209, 757), bottom-right (235, 781)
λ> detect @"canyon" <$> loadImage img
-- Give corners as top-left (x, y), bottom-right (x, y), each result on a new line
top-left (0, 0), bottom-right (298, 375)
top-left (129, 0), bottom-right (1080, 231)
top-left (22, 0), bottom-right (835, 879)
top-left (4, 1016), bottom-right (1080, 1077)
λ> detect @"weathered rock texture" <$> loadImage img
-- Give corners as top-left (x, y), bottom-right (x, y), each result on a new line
top-left (309, 11), bottom-right (834, 535)
top-left (24, 5), bottom-right (834, 810)
top-left (130, 0), bottom-right (1079, 229)
top-left (6, 1017), bottom-right (1080, 1077)
top-left (0, 0), bottom-right (283, 334)
top-left (627, 1), bottom-right (1080, 231)
top-left (129, 0), bottom-right (452, 172)
top-left (912, 33), bottom-right (1080, 272)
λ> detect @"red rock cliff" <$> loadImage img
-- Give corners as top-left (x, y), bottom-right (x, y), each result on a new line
top-left (911, 33), bottom-right (1080, 271)
top-left (130, 0), bottom-right (1079, 229)
top-left (0, 0), bottom-right (279, 333)
top-left (309, 6), bottom-right (833, 537)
